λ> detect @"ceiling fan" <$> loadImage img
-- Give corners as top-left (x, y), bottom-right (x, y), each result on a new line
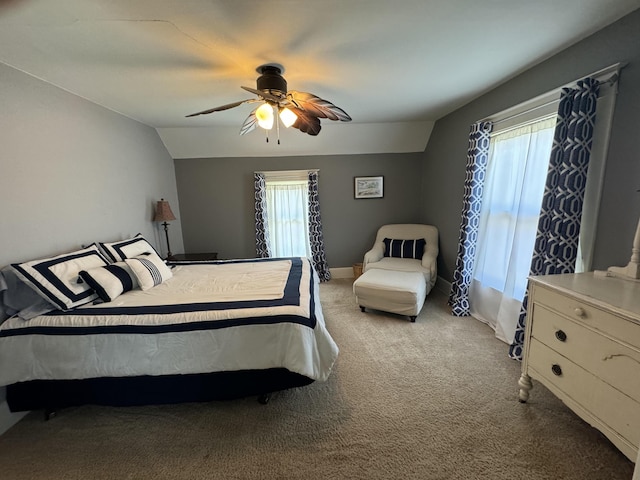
top-left (186, 64), bottom-right (352, 143)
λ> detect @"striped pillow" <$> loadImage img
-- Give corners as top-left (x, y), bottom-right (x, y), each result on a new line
top-left (79, 261), bottom-right (139, 302)
top-left (99, 234), bottom-right (159, 262)
top-left (383, 238), bottom-right (426, 260)
top-left (11, 245), bottom-right (109, 311)
top-left (125, 252), bottom-right (173, 291)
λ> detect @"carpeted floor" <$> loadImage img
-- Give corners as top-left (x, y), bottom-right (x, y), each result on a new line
top-left (0, 279), bottom-right (634, 479)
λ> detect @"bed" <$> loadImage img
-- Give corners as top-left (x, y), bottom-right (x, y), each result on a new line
top-left (0, 244), bottom-right (338, 413)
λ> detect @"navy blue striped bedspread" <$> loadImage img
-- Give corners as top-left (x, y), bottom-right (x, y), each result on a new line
top-left (0, 257), bottom-right (339, 386)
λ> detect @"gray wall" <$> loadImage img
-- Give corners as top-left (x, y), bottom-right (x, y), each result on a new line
top-left (0, 63), bottom-right (184, 433)
top-left (174, 153), bottom-right (423, 267)
top-left (422, 9), bottom-right (640, 282)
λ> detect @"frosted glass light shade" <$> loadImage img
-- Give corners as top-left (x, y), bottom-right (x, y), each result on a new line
top-left (279, 108), bottom-right (297, 128)
top-left (256, 103), bottom-right (274, 130)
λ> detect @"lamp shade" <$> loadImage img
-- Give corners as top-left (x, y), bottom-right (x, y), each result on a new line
top-left (153, 198), bottom-right (176, 222)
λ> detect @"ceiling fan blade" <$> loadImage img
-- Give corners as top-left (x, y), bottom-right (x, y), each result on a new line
top-left (239, 109), bottom-right (258, 136)
top-left (241, 86), bottom-right (282, 104)
top-left (185, 99), bottom-right (257, 117)
top-left (287, 91), bottom-right (352, 122)
top-left (289, 108), bottom-right (322, 136)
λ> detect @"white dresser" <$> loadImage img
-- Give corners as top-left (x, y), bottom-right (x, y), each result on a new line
top-left (518, 272), bottom-right (640, 462)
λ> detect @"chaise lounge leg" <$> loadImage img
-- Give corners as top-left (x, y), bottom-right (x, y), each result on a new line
top-left (258, 393), bottom-right (272, 405)
top-left (410, 316), bottom-right (416, 323)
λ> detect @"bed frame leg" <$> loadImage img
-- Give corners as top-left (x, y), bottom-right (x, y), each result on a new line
top-left (44, 409), bottom-right (57, 421)
top-left (410, 316), bottom-right (416, 322)
top-left (257, 393), bottom-right (272, 405)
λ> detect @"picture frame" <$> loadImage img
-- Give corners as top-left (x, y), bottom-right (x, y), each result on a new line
top-left (354, 176), bottom-right (384, 199)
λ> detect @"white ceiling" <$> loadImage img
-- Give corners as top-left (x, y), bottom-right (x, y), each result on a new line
top-left (1, 0), bottom-right (639, 158)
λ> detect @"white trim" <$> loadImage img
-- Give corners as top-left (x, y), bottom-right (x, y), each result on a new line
top-left (328, 269), bottom-right (453, 298)
top-left (488, 95), bottom-right (561, 134)
top-left (255, 169), bottom-right (318, 181)
top-left (576, 78), bottom-right (619, 272)
top-left (491, 114), bottom-right (558, 139)
top-left (329, 267), bottom-right (355, 279)
top-left (435, 276), bottom-right (452, 296)
top-left (266, 179), bottom-right (308, 186)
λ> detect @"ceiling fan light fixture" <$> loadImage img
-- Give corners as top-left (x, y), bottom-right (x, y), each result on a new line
top-left (279, 107), bottom-right (297, 128)
top-left (187, 63), bottom-right (352, 143)
top-left (255, 103), bottom-right (274, 130)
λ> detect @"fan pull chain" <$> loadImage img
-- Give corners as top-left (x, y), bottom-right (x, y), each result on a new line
top-left (276, 111), bottom-right (281, 145)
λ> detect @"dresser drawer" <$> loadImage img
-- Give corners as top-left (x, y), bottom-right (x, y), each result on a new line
top-left (528, 339), bottom-right (640, 449)
top-left (531, 303), bottom-right (640, 403)
top-left (532, 284), bottom-right (640, 349)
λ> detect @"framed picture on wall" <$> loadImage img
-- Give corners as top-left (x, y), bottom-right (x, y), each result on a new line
top-left (354, 176), bottom-right (384, 199)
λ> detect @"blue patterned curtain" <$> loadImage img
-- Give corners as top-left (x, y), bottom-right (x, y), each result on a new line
top-left (448, 121), bottom-right (493, 316)
top-left (308, 171), bottom-right (331, 281)
top-left (254, 173), bottom-right (272, 258)
top-left (509, 78), bottom-right (600, 360)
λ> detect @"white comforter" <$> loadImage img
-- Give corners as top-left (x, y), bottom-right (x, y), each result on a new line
top-left (0, 257), bottom-right (338, 386)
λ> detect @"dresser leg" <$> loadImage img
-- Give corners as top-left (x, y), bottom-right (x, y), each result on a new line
top-left (518, 374), bottom-right (533, 403)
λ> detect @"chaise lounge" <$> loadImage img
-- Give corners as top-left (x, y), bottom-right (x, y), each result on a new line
top-left (353, 224), bottom-right (439, 322)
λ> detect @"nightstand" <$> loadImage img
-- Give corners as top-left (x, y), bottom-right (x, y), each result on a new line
top-left (167, 252), bottom-right (218, 261)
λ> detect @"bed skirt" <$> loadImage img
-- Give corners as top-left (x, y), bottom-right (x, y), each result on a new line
top-left (6, 368), bottom-right (314, 412)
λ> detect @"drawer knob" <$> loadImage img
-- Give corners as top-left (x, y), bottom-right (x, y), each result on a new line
top-left (574, 307), bottom-right (586, 318)
top-left (555, 330), bottom-right (567, 342)
top-left (551, 364), bottom-right (563, 376)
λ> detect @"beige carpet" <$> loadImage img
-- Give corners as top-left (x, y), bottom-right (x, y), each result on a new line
top-left (0, 279), bottom-right (634, 479)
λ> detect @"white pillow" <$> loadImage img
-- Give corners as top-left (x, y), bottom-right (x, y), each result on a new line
top-left (12, 244), bottom-right (109, 311)
top-left (125, 252), bottom-right (173, 290)
top-left (79, 261), bottom-right (139, 302)
top-left (99, 234), bottom-right (159, 262)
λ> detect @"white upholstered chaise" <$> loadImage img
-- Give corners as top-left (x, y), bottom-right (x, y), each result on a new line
top-left (353, 224), bottom-right (439, 322)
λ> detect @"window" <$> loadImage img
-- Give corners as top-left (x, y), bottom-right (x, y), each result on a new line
top-left (258, 170), bottom-right (314, 258)
top-left (470, 117), bottom-right (555, 343)
top-left (469, 64), bottom-right (621, 344)
top-left (265, 179), bottom-right (311, 258)
top-left (474, 117), bottom-right (556, 297)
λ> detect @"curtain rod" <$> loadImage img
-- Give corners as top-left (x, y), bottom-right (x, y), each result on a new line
top-left (255, 169), bottom-right (319, 174)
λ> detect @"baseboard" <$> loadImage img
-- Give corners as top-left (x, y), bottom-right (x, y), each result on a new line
top-left (329, 267), bottom-right (355, 279)
top-left (435, 276), bottom-right (451, 296)
top-left (329, 269), bottom-right (452, 297)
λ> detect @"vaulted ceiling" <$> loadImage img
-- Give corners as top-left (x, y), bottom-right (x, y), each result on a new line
top-left (1, 0), bottom-right (639, 157)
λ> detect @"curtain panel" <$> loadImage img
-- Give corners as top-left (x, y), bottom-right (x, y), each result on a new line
top-left (509, 78), bottom-right (600, 360)
top-left (448, 121), bottom-right (493, 316)
top-left (254, 172), bottom-right (272, 258)
top-left (308, 171), bottom-right (331, 281)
